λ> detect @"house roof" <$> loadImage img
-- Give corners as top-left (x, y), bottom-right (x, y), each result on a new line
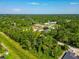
top-left (62, 51), bottom-right (79, 59)
top-left (0, 56), bottom-right (4, 59)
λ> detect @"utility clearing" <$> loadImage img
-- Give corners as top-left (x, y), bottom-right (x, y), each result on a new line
top-left (0, 32), bottom-right (37, 59)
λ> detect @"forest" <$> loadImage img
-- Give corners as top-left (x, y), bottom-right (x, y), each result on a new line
top-left (0, 14), bottom-right (79, 59)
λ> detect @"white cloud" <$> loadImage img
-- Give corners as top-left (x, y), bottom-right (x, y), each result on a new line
top-left (28, 2), bottom-right (41, 5)
top-left (11, 8), bottom-right (22, 12)
top-left (70, 2), bottom-right (79, 5)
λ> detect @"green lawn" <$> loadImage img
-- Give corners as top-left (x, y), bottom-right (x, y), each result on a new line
top-left (0, 32), bottom-right (37, 59)
top-left (5, 53), bottom-right (14, 59)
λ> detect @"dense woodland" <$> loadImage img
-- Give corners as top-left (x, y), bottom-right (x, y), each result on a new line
top-left (0, 15), bottom-right (79, 59)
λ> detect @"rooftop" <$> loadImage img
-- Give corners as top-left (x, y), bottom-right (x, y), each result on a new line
top-left (62, 51), bottom-right (79, 59)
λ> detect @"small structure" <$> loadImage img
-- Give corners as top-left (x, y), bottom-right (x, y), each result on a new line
top-left (44, 21), bottom-right (57, 29)
top-left (44, 21), bottom-right (57, 25)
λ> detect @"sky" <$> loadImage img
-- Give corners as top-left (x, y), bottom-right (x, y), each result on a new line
top-left (0, 0), bottom-right (79, 14)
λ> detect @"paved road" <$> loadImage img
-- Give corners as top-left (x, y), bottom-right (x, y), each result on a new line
top-left (58, 41), bottom-right (79, 57)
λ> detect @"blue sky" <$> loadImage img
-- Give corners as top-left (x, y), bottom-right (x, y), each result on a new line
top-left (0, 0), bottom-right (79, 14)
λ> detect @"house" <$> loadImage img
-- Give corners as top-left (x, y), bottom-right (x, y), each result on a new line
top-left (44, 21), bottom-right (57, 25)
top-left (44, 21), bottom-right (57, 29)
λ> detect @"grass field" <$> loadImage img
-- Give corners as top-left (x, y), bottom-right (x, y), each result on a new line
top-left (0, 32), bottom-right (37, 59)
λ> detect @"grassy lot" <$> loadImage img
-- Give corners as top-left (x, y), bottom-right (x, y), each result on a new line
top-left (5, 53), bottom-right (14, 59)
top-left (0, 32), bottom-right (37, 59)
